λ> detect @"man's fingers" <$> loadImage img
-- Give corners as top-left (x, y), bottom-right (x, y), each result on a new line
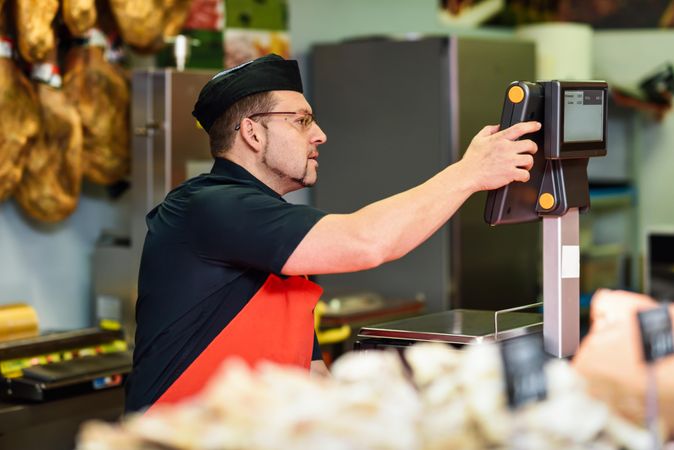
top-left (476, 124), bottom-right (500, 138)
top-left (498, 121), bottom-right (541, 141)
top-left (513, 139), bottom-right (538, 155)
top-left (514, 168), bottom-right (531, 183)
top-left (516, 154), bottom-right (534, 171)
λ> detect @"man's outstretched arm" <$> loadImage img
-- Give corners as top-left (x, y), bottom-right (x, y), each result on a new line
top-left (282, 121), bottom-right (540, 276)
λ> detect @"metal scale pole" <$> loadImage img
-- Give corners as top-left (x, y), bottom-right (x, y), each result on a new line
top-left (543, 208), bottom-right (580, 358)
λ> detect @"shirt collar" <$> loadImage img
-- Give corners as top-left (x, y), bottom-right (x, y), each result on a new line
top-left (210, 157), bottom-right (282, 199)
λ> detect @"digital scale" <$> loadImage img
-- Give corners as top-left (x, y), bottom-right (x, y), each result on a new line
top-left (357, 80), bottom-right (609, 358)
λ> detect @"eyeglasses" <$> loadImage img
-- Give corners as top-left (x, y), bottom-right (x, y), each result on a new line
top-left (234, 111), bottom-right (317, 131)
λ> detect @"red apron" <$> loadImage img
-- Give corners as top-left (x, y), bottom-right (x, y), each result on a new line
top-left (149, 274), bottom-right (322, 410)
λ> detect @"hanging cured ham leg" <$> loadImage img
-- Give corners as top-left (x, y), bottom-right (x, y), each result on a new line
top-left (108, 0), bottom-right (165, 52)
top-left (162, 0), bottom-right (194, 40)
top-left (0, 12), bottom-right (40, 201)
top-left (15, 47), bottom-right (83, 223)
top-left (64, 30), bottom-right (129, 185)
top-left (62, 0), bottom-right (97, 37)
top-left (15, 0), bottom-right (59, 63)
top-left (109, 0), bottom-right (193, 53)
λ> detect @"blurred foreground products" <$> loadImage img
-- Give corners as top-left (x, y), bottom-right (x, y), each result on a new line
top-left (573, 289), bottom-right (674, 438)
top-left (78, 341), bottom-right (659, 450)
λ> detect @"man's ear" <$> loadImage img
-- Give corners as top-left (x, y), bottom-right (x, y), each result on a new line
top-left (239, 118), bottom-right (264, 152)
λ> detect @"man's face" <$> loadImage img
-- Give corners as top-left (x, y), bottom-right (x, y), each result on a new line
top-left (259, 91), bottom-right (327, 191)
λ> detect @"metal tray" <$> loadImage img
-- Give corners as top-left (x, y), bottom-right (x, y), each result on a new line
top-left (358, 304), bottom-right (543, 345)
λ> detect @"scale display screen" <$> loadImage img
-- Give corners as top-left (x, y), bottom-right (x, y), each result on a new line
top-left (563, 90), bottom-right (604, 143)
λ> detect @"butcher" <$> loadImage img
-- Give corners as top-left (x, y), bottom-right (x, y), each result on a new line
top-left (125, 54), bottom-right (541, 413)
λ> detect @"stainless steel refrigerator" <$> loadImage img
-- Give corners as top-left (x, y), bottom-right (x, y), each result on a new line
top-left (310, 36), bottom-right (540, 312)
top-left (130, 69), bottom-right (216, 257)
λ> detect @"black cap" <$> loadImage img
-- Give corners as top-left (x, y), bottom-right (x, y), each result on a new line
top-left (192, 54), bottom-right (303, 133)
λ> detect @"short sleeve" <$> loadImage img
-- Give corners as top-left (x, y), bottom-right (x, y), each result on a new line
top-left (188, 186), bottom-right (327, 274)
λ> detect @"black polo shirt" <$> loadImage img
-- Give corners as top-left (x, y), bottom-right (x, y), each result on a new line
top-left (125, 158), bottom-right (327, 413)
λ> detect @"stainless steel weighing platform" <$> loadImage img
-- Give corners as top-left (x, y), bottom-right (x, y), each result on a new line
top-left (356, 304), bottom-right (542, 349)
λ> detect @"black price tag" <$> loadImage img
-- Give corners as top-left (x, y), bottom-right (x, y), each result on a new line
top-left (500, 334), bottom-right (547, 409)
top-left (637, 305), bottom-right (674, 363)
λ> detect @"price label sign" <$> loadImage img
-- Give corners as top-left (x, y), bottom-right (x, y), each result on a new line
top-left (500, 334), bottom-right (547, 409)
top-left (638, 305), bottom-right (674, 363)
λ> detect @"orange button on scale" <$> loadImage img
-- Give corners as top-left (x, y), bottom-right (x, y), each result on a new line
top-left (539, 193), bottom-right (555, 210)
top-left (508, 85), bottom-right (525, 104)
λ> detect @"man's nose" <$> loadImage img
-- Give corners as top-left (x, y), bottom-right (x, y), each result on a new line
top-left (312, 124), bottom-right (327, 145)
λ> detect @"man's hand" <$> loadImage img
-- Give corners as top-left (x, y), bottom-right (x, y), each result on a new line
top-left (457, 121), bottom-right (541, 193)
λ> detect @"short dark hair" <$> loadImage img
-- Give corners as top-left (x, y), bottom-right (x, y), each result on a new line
top-left (208, 91), bottom-right (277, 157)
